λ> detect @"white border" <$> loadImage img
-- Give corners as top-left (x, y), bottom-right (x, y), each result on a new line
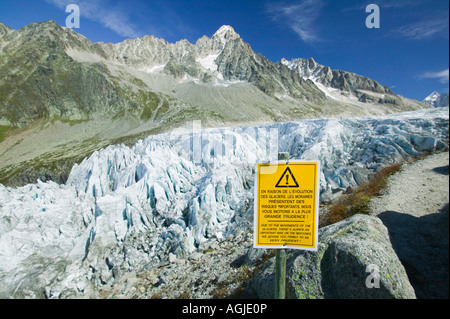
top-left (253, 160), bottom-right (320, 251)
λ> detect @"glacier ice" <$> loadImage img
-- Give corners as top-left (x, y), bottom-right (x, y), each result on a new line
top-left (0, 107), bottom-right (448, 298)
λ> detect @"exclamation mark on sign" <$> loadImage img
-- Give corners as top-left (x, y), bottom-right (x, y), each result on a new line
top-left (275, 167), bottom-right (299, 188)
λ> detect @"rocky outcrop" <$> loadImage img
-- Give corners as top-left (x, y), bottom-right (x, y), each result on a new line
top-left (251, 214), bottom-right (416, 299)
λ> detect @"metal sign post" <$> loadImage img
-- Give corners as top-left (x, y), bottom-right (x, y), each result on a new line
top-left (254, 153), bottom-right (320, 299)
top-left (274, 248), bottom-right (287, 299)
top-left (275, 153), bottom-right (288, 300)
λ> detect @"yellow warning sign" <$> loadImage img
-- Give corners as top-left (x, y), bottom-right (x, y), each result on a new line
top-left (254, 162), bottom-right (320, 250)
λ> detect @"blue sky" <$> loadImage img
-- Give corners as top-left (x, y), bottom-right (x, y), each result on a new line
top-left (0, 0), bottom-right (448, 101)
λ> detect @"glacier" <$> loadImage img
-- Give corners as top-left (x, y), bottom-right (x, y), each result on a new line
top-left (0, 107), bottom-right (448, 298)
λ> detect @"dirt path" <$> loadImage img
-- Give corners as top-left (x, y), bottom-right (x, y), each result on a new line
top-left (369, 151), bottom-right (449, 299)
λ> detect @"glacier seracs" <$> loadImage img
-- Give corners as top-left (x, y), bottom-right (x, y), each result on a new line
top-left (0, 107), bottom-right (448, 298)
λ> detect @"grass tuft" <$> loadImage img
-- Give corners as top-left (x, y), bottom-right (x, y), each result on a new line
top-left (320, 163), bottom-right (403, 228)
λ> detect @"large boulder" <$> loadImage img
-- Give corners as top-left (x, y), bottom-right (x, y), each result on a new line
top-left (251, 214), bottom-right (416, 299)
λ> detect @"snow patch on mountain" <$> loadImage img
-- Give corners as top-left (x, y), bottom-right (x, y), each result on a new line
top-left (65, 48), bottom-right (104, 64)
top-left (197, 54), bottom-right (219, 71)
top-left (424, 91), bottom-right (440, 103)
top-left (281, 58), bottom-right (345, 102)
top-left (140, 64), bottom-right (166, 74)
top-left (281, 57), bottom-right (399, 106)
top-left (0, 107), bottom-right (448, 298)
top-left (423, 91), bottom-right (449, 108)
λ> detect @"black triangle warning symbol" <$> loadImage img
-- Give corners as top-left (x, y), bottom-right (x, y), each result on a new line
top-left (275, 167), bottom-right (299, 188)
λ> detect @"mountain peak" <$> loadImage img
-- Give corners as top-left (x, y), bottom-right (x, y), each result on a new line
top-left (423, 91), bottom-right (449, 108)
top-left (0, 22), bottom-right (14, 37)
top-left (424, 91), bottom-right (440, 100)
top-left (34, 20), bottom-right (60, 28)
top-left (21, 20), bottom-right (63, 34)
top-left (212, 25), bottom-right (240, 42)
top-left (423, 91), bottom-right (440, 105)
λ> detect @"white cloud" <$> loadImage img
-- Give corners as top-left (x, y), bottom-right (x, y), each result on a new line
top-left (45, 0), bottom-right (142, 38)
top-left (393, 14), bottom-right (449, 40)
top-left (342, 0), bottom-right (426, 12)
top-left (376, 0), bottom-right (427, 9)
top-left (98, 10), bottom-right (140, 38)
top-left (417, 69), bottom-right (449, 83)
top-left (267, 0), bottom-right (324, 43)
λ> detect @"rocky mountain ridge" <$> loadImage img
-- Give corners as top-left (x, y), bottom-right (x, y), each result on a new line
top-left (0, 21), bottom-right (425, 128)
top-left (282, 57), bottom-right (400, 104)
top-left (0, 20), bottom-right (426, 187)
